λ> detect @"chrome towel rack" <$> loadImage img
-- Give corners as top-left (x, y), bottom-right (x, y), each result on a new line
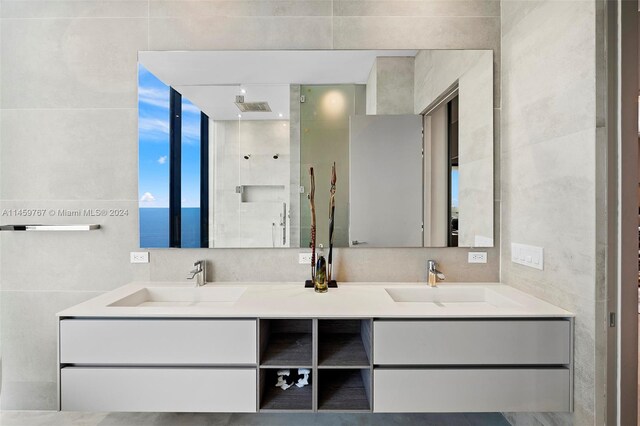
top-left (0, 224), bottom-right (100, 231)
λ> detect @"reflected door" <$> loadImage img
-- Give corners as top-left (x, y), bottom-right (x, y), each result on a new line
top-left (349, 115), bottom-right (423, 247)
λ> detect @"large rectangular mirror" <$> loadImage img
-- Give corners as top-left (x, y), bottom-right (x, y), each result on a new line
top-left (138, 50), bottom-right (494, 248)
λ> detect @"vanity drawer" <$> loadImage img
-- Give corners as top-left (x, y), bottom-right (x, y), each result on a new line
top-left (373, 320), bottom-right (570, 365)
top-left (60, 319), bottom-right (256, 364)
top-left (61, 367), bottom-right (256, 412)
top-left (373, 368), bottom-right (570, 412)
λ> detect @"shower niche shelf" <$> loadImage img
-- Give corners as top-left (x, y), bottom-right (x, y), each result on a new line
top-left (236, 185), bottom-right (285, 203)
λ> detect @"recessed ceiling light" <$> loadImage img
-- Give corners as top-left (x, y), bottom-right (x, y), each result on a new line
top-left (278, 113), bottom-right (283, 118)
top-left (237, 114), bottom-right (242, 118)
top-left (240, 88), bottom-right (246, 94)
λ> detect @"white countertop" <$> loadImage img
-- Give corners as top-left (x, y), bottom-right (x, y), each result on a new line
top-left (57, 282), bottom-right (573, 318)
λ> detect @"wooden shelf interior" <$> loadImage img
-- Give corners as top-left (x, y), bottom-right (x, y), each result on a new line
top-left (318, 369), bottom-right (371, 411)
top-left (318, 319), bottom-right (372, 367)
top-left (259, 319), bottom-right (313, 367)
top-left (259, 368), bottom-right (313, 411)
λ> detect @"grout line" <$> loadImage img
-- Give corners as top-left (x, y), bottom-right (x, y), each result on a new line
top-left (0, 199), bottom-right (138, 202)
top-left (0, 15), bottom-right (499, 20)
top-left (0, 16), bottom-right (337, 21)
top-left (0, 289), bottom-right (107, 293)
top-left (0, 17), bottom-right (149, 21)
top-left (0, 108), bottom-right (137, 111)
top-left (329, 0), bottom-right (334, 43)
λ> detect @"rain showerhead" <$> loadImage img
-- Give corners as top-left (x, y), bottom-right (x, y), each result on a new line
top-left (235, 95), bottom-right (271, 113)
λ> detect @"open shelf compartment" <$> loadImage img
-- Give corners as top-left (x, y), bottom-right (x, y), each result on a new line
top-left (259, 368), bottom-right (313, 412)
top-left (259, 319), bottom-right (313, 367)
top-left (318, 369), bottom-right (371, 411)
top-left (318, 319), bottom-right (372, 367)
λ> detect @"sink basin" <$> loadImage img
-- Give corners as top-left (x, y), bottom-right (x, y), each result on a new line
top-left (385, 287), bottom-right (516, 308)
top-left (109, 287), bottom-right (246, 307)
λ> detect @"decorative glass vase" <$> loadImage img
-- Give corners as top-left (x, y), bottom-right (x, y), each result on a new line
top-left (314, 256), bottom-right (328, 293)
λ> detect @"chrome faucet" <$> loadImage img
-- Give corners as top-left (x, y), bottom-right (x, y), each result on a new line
top-left (427, 260), bottom-right (445, 287)
top-left (187, 260), bottom-right (207, 287)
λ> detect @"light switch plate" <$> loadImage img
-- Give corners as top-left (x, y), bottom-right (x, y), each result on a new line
top-left (299, 253), bottom-right (313, 264)
top-left (511, 243), bottom-right (543, 270)
top-left (468, 252), bottom-right (487, 264)
top-left (130, 251), bottom-right (149, 264)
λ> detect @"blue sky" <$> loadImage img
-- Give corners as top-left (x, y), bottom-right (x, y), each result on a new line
top-left (138, 64), bottom-right (201, 208)
top-left (451, 168), bottom-right (459, 208)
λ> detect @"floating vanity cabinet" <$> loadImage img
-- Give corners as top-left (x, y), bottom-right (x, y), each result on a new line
top-left (59, 319), bottom-right (258, 412)
top-left (372, 319), bottom-right (573, 413)
top-left (59, 314), bottom-right (572, 414)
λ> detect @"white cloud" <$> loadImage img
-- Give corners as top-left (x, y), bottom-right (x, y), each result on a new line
top-left (181, 122), bottom-right (201, 145)
top-left (139, 117), bottom-right (170, 140)
top-left (138, 87), bottom-right (170, 110)
top-left (158, 156), bottom-right (167, 164)
top-left (140, 192), bottom-right (156, 203)
top-left (182, 102), bottom-right (201, 114)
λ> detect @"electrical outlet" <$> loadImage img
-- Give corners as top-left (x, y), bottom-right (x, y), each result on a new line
top-left (468, 252), bottom-right (487, 264)
top-left (130, 251), bottom-right (149, 264)
top-left (299, 253), bottom-right (313, 264)
top-left (511, 243), bottom-right (543, 270)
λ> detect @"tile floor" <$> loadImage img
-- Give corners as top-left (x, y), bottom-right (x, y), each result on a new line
top-left (0, 411), bottom-right (509, 426)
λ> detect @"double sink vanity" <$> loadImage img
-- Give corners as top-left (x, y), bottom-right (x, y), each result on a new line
top-left (57, 281), bottom-right (573, 414)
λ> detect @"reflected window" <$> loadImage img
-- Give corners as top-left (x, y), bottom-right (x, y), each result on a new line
top-left (138, 64), bottom-right (170, 248)
top-left (138, 65), bottom-right (209, 248)
top-left (447, 96), bottom-right (459, 247)
top-left (181, 97), bottom-right (202, 248)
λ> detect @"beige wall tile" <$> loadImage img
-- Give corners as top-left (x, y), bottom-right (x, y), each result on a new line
top-left (372, 56), bottom-right (415, 115)
top-left (333, 16), bottom-right (499, 50)
top-left (1, 109), bottom-right (138, 201)
top-left (149, 17), bottom-right (332, 50)
top-left (1, 18), bottom-right (147, 109)
top-left (150, 1), bottom-right (332, 18)
top-left (1, 1), bottom-right (148, 19)
top-left (333, 0), bottom-right (500, 17)
top-left (148, 246), bottom-right (500, 283)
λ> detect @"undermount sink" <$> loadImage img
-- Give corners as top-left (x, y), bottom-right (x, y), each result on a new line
top-left (385, 286), bottom-right (517, 308)
top-left (108, 286), bottom-right (246, 307)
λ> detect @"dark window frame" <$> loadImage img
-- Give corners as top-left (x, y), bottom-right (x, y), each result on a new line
top-left (447, 96), bottom-right (459, 247)
top-left (200, 112), bottom-right (209, 248)
top-left (168, 87), bottom-right (209, 248)
top-left (169, 87), bottom-right (182, 248)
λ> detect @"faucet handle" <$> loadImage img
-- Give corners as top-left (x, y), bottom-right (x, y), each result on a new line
top-left (427, 260), bottom-right (437, 271)
top-left (187, 260), bottom-right (204, 279)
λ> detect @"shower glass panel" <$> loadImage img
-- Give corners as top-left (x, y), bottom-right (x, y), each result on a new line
top-left (299, 85), bottom-right (365, 249)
